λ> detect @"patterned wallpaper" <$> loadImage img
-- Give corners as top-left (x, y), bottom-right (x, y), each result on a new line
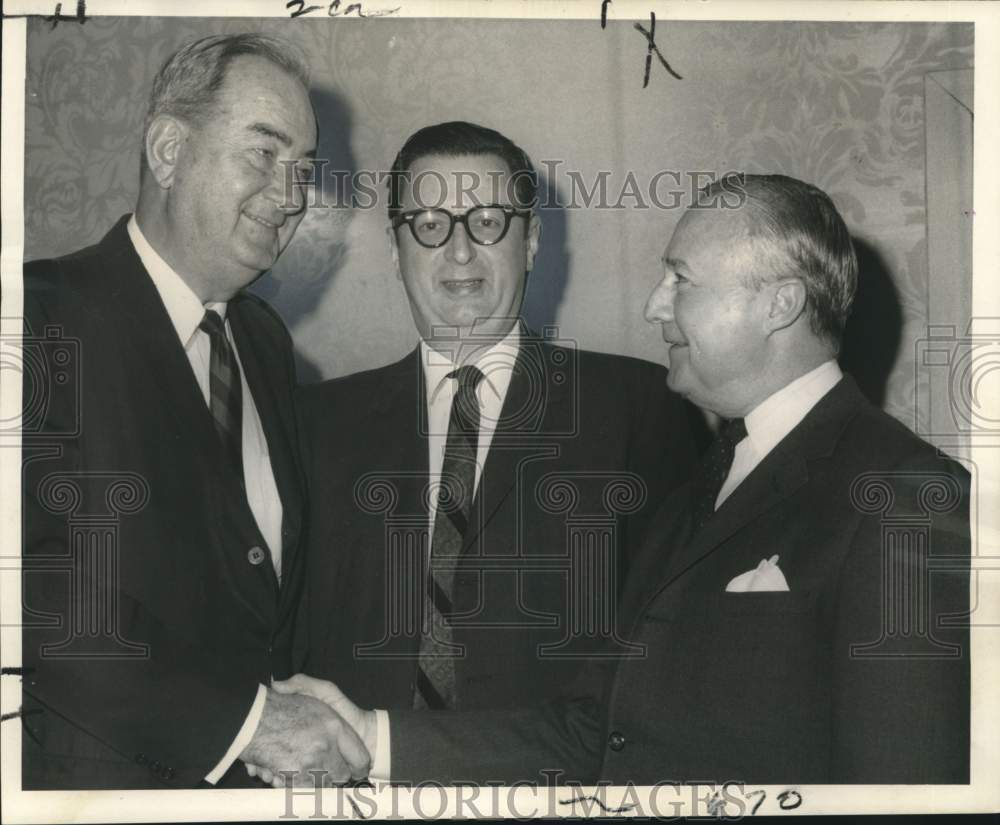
top-left (22, 17), bottom-right (974, 430)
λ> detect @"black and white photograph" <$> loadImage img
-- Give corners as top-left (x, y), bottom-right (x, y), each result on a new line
top-left (1, 0), bottom-right (997, 820)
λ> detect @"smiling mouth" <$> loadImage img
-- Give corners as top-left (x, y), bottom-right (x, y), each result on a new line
top-left (244, 212), bottom-right (281, 229)
top-left (442, 278), bottom-right (485, 295)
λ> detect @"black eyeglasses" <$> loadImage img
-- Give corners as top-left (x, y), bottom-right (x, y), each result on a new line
top-left (392, 204), bottom-right (532, 248)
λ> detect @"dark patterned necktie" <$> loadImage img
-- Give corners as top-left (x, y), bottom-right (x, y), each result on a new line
top-left (198, 310), bottom-right (243, 477)
top-left (414, 364), bottom-right (484, 710)
top-left (692, 417), bottom-right (747, 530)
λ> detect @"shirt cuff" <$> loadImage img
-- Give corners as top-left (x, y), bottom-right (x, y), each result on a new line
top-left (204, 684), bottom-right (267, 784)
top-left (369, 708), bottom-right (391, 782)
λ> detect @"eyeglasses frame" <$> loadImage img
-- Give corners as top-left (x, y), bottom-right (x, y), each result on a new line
top-left (391, 204), bottom-right (533, 249)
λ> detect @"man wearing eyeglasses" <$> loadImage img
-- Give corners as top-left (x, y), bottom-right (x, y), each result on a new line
top-left (291, 122), bottom-right (697, 750)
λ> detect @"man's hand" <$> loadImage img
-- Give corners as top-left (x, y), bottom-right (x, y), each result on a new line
top-left (245, 675), bottom-right (378, 787)
top-left (239, 686), bottom-right (370, 786)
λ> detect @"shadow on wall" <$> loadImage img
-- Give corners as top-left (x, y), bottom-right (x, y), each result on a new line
top-left (839, 237), bottom-right (903, 408)
top-left (251, 83), bottom-right (357, 384)
top-left (522, 174), bottom-right (570, 334)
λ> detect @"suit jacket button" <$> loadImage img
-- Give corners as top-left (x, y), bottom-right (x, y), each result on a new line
top-left (608, 731), bottom-right (626, 752)
top-left (135, 753), bottom-right (147, 766)
top-left (247, 546), bottom-right (266, 565)
top-left (165, 767), bottom-right (176, 780)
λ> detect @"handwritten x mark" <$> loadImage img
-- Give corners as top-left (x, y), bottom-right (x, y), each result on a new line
top-left (634, 12), bottom-right (683, 86)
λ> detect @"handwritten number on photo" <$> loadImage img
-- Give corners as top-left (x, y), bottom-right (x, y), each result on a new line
top-left (287, 0), bottom-right (324, 16)
top-left (287, 0), bottom-right (400, 17)
top-left (778, 790), bottom-right (803, 810)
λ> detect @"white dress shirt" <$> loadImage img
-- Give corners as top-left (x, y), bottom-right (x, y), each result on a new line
top-left (127, 216), bottom-right (280, 783)
top-left (421, 327), bottom-right (520, 543)
top-left (716, 360), bottom-right (843, 508)
top-left (370, 327), bottom-right (522, 781)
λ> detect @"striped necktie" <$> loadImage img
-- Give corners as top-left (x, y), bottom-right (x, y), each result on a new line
top-left (414, 364), bottom-right (483, 710)
top-left (198, 309), bottom-right (243, 477)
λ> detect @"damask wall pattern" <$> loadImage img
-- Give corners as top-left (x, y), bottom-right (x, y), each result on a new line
top-left (22, 17), bottom-right (974, 431)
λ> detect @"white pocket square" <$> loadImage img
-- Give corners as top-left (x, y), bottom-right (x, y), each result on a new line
top-left (725, 554), bottom-right (790, 592)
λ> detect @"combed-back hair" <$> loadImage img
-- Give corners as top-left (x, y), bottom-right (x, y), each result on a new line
top-left (387, 121), bottom-right (537, 218)
top-left (703, 173), bottom-right (858, 348)
top-left (141, 33), bottom-right (309, 168)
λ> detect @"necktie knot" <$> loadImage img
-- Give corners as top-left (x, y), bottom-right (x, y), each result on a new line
top-left (692, 417), bottom-right (747, 530)
top-left (199, 309), bottom-right (227, 338)
top-left (448, 365), bottom-right (484, 427)
top-left (720, 417), bottom-right (747, 449)
top-left (449, 364), bottom-right (484, 393)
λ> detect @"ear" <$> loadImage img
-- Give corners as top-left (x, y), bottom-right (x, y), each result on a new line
top-left (525, 214), bottom-right (541, 271)
top-left (144, 115), bottom-right (188, 189)
top-left (763, 277), bottom-right (807, 334)
top-left (387, 224), bottom-right (402, 281)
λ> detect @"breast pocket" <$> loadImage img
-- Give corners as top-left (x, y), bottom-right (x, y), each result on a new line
top-left (641, 590), bottom-right (821, 676)
top-left (642, 590), bottom-right (815, 623)
top-left (633, 589), bottom-right (825, 748)
top-left (717, 590), bottom-right (815, 616)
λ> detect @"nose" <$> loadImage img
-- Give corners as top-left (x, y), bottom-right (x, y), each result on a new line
top-left (266, 162), bottom-right (307, 216)
top-left (644, 275), bottom-right (675, 324)
top-left (444, 220), bottom-right (476, 265)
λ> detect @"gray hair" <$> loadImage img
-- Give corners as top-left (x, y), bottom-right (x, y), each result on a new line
top-left (140, 33), bottom-right (309, 168)
top-left (703, 173), bottom-right (858, 350)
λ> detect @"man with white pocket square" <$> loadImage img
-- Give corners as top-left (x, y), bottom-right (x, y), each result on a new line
top-left (268, 173), bottom-right (971, 785)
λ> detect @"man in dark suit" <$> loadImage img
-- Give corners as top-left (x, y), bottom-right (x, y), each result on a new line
top-left (276, 174), bottom-right (970, 786)
top-left (20, 33), bottom-right (367, 789)
top-left (293, 122), bottom-right (696, 743)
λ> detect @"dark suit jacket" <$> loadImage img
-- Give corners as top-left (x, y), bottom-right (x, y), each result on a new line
top-left (20, 216), bottom-right (305, 789)
top-left (387, 375), bottom-right (971, 785)
top-left (296, 341), bottom-right (697, 712)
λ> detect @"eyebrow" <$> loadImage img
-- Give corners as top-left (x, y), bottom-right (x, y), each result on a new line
top-left (662, 256), bottom-right (687, 270)
top-left (248, 122), bottom-right (317, 158)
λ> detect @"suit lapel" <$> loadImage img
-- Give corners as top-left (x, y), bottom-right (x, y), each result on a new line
top-left (462, 339), bottom-right (570, 553)
top-left (654, 445), bottom-right (809, 589)
top-left (374, 349), bottom-right (431, 522)
top-left (105, 218), bottom-right (281, 605)
top-left (644, 375), bottom-right (867, 601)
top-left (100, 218), bottom-right (222, 466)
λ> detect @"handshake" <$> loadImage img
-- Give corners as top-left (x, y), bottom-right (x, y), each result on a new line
top-left (239, 674), bottom-right (377, 787)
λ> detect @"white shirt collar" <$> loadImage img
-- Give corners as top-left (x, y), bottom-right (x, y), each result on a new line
top-left (743, 360), bottom-right (843, 458)
top-left (127, 215), bottom-right (227, 347)
top-left (421, 326), bottom-right (521, 407)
